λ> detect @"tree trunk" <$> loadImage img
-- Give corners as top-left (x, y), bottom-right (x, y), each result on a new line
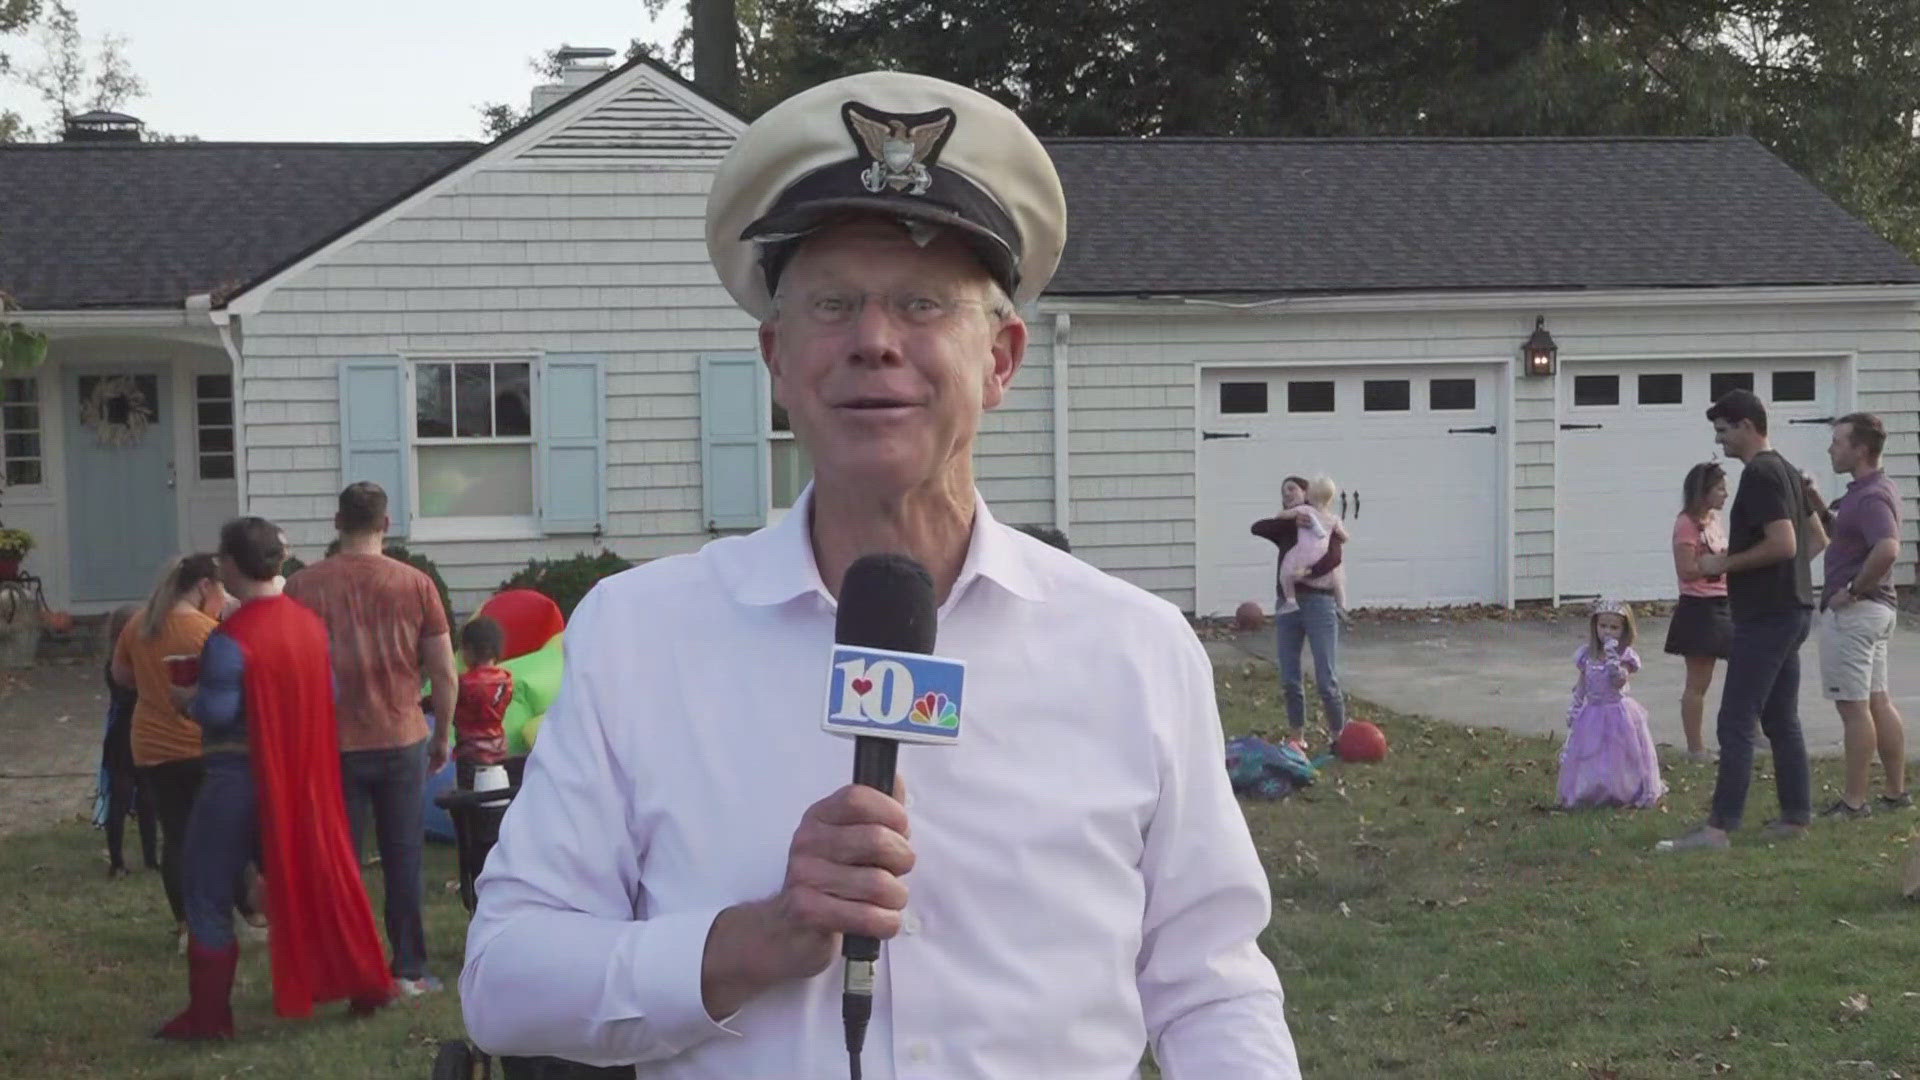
top-left (691, 0), bottom-right (739, 108)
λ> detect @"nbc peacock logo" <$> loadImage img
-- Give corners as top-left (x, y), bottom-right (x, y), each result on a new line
top-left (909, 691), bottom-right (959, 729)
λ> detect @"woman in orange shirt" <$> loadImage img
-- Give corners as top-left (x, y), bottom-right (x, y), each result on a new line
top-left (111, 554), bottom-right (239, 948)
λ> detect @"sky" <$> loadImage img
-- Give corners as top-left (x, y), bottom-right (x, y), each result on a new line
top-left (0, 0), bottom-right (683, 142)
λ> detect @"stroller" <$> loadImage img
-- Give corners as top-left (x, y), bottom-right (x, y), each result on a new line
top-left (429, 760), bottom-right (630, 1080)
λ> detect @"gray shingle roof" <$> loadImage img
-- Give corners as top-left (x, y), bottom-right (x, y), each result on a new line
top-left (1043, 135), bottom-right (1920, 295)
top-left (3, 134), bottom-right (1913, 311)
top-left (0, 141), bottom-right (476, 309)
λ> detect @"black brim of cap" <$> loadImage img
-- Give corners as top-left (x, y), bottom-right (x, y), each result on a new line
top-left (741, 158), bottom-right (1024, 298)
top-left (746, 196), bottom-right (1019, 297)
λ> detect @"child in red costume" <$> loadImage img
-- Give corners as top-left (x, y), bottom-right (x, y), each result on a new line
top-left (157, 518), bottom-right (392, 1040)
top-left (453, 615), bottom-right (514, 790)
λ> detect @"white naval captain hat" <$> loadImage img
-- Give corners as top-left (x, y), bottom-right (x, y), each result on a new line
top-left (704, 70), bottom-right (1068, 322)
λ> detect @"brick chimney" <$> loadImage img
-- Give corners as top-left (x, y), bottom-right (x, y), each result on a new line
top-left (531, 46), bottom-right (618, 115)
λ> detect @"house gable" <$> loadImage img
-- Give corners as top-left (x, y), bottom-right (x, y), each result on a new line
top-left (512, 67), bottom-right (742, 167)
top-left (224, 57), bottom-right (746, 317)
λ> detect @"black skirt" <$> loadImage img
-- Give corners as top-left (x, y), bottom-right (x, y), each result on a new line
top-left (1664, 594), bottom-right (1731, 659)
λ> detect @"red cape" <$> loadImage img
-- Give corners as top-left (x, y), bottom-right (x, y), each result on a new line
top-left (225, 595), bottom-right (391, 1017)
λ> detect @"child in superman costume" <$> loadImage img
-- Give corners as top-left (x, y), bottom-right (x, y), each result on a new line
top-left (158, 517), bottom-right (393, 1039)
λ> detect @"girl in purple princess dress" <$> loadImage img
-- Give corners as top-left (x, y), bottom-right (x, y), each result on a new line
top-left (1558, 599), bottom-right (1667, 809)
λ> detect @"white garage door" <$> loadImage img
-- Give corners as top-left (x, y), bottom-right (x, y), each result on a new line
top-left (1195, 364), bottom-right (1506, 616)
top-left (1558, 358), bottom-right (1843, 601)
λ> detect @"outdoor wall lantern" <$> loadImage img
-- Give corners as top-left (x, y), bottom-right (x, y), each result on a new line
top-left (1522, 315), bottom-right (1558, 377)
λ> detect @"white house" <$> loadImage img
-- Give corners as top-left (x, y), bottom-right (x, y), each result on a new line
top-left (5, 55), bottom-right (1916, 617)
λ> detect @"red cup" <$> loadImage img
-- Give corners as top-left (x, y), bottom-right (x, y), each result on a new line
top-left (163, 654), bottom-right (200, 687)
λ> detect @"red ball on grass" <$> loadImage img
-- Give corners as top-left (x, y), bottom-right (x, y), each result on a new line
top-left (1335, 720), bottom-right (1388, 763)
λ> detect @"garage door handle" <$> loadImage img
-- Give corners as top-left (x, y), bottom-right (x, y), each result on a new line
top-left (1201, 430), bottom-right (1251, 440)
top-left (1448, 424), bottom-right (1497, 434)
top-left (1559, 422), bottom-right (1603, 430)
top-left (1353, 490), bottom-right (1360, 520)
top-left (1340, 492), bottom-right (1348, 518)
top-left (1787, 416), bottom-right (1835, 425)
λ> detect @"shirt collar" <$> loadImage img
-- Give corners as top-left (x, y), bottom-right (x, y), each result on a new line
top-left (720, 483), bottom-right (1047, 608)
top-left (1845, 469), bottom-right (1887, 494)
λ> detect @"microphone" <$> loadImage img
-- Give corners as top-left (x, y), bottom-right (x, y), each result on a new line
top-left (824, 553), bottom-right (964, 1080)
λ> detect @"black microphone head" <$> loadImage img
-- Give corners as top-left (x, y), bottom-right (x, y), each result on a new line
top-left (835, 553), bottom-right (937, 654)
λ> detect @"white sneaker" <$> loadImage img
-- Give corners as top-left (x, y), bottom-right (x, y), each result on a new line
top-left (393, 975), bottom-right (444, 998)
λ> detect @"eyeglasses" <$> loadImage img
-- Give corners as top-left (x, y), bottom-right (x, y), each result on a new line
top-left (783, 289), bottom-right (988, 328)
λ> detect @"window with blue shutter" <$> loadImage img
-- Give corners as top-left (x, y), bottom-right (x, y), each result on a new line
top-left (539, 354), bottom-right (607, 534)
top-left (338, 359), bottom-right (411, 537)
top-left (699, 352), bottom-right (768, 531)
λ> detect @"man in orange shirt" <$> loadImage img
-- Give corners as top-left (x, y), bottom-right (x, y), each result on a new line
top-left (286, 482), bottom-right (458, 994)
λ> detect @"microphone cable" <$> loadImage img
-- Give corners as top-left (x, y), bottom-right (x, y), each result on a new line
top-left (844, 956), bottom-right (874, 1079)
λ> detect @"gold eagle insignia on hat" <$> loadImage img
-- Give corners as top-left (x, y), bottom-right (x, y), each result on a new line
top-left (844, 103), bottom-right (954, 196)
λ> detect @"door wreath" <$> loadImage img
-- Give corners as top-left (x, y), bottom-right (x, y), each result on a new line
top-left (79, 375), bottom-right (156, 447)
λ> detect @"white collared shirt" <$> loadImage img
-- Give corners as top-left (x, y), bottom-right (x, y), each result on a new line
top-left (460, 490), bottom-right (1299, 1079)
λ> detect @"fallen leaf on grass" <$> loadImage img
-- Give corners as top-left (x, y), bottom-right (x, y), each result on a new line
top-left (1749, 957), bottom-right (1771, 974)
top-left (1842, 993), bottom-right (1871, 1016)
top-left (1338, 901), bottom-right (1353, 919)
top-left (1717, 1025), bottom-right (1740, 1041)
top-left (1835, 918), bottom-right (1862, 930)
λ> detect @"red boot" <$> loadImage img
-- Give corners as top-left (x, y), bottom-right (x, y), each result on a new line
top-left (156, 941), bottom-right (239, 1040)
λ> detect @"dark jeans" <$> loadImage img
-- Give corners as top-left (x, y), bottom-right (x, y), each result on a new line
top-left (1276, 588), bottom-right (1346, 735)
top-left (142, 758), bottom-right (205, 923)
top-left (102, 719), bottom-right (158, 871)
top-left (341, 739), bottom-right (429, 979)
top-left (1709, 608), bottom-right (1813, 830)
top-left (181, 753), bottom-right (257, 950)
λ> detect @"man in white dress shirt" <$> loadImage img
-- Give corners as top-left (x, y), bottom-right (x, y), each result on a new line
top-left (459, 70), bottom-right (1301, 1079)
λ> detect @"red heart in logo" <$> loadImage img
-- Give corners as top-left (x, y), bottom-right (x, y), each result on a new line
top-left (850, 677), bottom-right (873, 696)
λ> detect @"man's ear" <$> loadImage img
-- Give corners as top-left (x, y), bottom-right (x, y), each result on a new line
top-left (981, 315), bottom-right (1028, 411)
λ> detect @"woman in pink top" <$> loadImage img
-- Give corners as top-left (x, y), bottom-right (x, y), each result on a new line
top-left (1664, 461), bottom-right (1731, 762)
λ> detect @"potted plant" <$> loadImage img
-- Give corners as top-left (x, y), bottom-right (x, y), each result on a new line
top-left (0, 527), bottom-right (34, 579)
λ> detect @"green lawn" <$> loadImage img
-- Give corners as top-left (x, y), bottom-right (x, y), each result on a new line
top-left (5, 668), bottom-right (1919, 1078)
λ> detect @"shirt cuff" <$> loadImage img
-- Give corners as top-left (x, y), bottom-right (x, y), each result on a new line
top-left (607, 905), bottom-right (743, 1056)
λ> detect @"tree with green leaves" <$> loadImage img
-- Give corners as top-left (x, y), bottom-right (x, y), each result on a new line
top-left (2, 0), bottom-right (146, 142)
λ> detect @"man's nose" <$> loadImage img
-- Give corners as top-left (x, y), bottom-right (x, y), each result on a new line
top-left (846, 296), bottom-right (907, 364)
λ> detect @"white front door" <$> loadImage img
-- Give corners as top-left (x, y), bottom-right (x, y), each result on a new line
top-left (1195, 364), bottom-right (1507, 616)
top-left (1557, 358), bottom-right (1843, 601)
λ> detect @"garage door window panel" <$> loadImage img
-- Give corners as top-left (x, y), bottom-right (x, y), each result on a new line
top-left (1573, 375), bottom-right (1620, 407)
top-left (1772, 370), bottom-right (1816, 402)
top-left (1709, 372), bottom-right (1754, 400)
top-left (1220, 381), bottom-right (1269, 415)
top-left (1288, 381), bottom-right (1335, 413)
top-left (1363, 379), bottom-right (1411, 412)
top-left (1637, 373), bottom-right (1683, 406)
top-left (1430, 379), bottom-right (1476, 412)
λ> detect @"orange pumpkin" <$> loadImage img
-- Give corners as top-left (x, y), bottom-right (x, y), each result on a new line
top-left (40, 609), bottom-right (73, 634)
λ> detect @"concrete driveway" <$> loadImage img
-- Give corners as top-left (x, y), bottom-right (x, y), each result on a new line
top-left (1210, 611), bottom-right (1920, 757)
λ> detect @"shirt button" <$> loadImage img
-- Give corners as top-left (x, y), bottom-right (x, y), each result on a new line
top-left (902, 911), bottom-right (921, 934)
top-left (905, 1042), bottom-right (931, 1064)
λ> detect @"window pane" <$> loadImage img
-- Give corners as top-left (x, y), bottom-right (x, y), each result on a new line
top-left (1638, 373), bottom-right (1683, 405)
top-left (1363, 379), bottom-right (1410, 412)
top-left (1773, 370), bottom-right (1816, 402)
top-left (1709, 372), bottom-right (1753, 400)
top-left (199, 454), bottom-right (235, 481)
top-left (455, 363), bottom-right (494, 438)
top-left (1430, 378), bottom-right (1476, 411)
top-left (1287, 381), bottom-right (1335, 413)
top-left (1, 378), bottom-right (35, 405)
top-left (416, 363), bottom-right (452, 438)
top-left (197, 400), bottom-right (233, 428)
top-left (418, 444), bottom-right (533, 517)
top-left (1219, 381), bottom-right (1268, 414)
top-left (1573, 375), bottom-right (1619, 406)
top-left (495, 362), bottom-right (532, 437)
top-left (772, 401), bottom-right (792, 433)
top-left (5, 460), bottom-right (40, 486)
top-left (772, 438), bottom-right (813, 510)
top-left (5, 433), bottom-right (39, 459)
top-left (200, 428), bottom-right (234, 453)
top-left (196, 374), bottom-right (232, 400)
top-left (3, 405), bottom-right (37, 431)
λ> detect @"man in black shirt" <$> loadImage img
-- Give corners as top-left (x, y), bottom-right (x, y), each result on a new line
top-left (1659, 389), bottom-right (1828, 852)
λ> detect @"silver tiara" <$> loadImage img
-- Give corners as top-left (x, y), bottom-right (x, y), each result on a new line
top-left (1591, 597), bottom-right (1630, 618)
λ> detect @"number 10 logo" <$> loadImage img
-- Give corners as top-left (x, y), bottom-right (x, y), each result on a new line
top-left (822, 646), bottom-right (966, 743)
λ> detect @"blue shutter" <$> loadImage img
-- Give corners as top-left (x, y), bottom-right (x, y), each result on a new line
top-left (699, 352), bottom-right (768, 531)
top-left (539, 354), bottom-right (607, 535)
top-left (337, 359), bottom-right (411, 538)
